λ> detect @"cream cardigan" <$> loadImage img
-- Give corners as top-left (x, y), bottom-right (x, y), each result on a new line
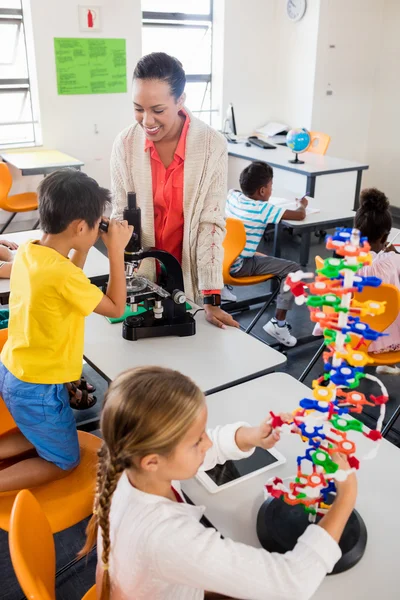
top-left (110, 110), bottom-right (228, 304)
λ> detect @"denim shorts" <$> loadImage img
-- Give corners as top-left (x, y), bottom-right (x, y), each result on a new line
top-left (0, 363), bottom-right (80, 471)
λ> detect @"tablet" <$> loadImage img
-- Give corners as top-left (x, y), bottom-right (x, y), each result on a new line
top-left (196, 447), bottom-right (286, 493)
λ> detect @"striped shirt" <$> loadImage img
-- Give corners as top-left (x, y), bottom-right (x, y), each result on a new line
top-left (226, 190), bottom-right (285, 273)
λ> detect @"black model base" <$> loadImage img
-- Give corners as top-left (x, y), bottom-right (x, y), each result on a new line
top-left (256, 496), bottom-right (367, 575)
top-left (123, 312), bottom-right (196, 341)
top-left (289, 152), bottom-right (305, 164)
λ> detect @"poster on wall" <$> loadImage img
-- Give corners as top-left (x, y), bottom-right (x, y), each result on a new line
top-left (54, 38), bottom-right (127, 95)
top-left (78, 6), bottom-right (102, 32)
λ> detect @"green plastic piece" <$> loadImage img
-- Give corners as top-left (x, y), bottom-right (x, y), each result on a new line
top-left (331, 414), bottom-right (364, 433)
top-left (310, 449), bottom-right (338, 474)
top-left (307, 294), bottom-right (341, 309)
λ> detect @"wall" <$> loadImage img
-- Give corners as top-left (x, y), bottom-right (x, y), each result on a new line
top-left (6, 0), bottom-right (142, 223)
top-left (213, 0), bottom-right (320, 134)
top-left (213, 0), bottom-right (278, 135)
top-left (367, 0), bottom-right (400, 206)
top-left (311, 0), bottom-right (385, 164)
top-left (270, 0), bottom-right (321, 129)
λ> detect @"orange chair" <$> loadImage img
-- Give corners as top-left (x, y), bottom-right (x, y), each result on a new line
top-left (0, 428), bottom-right (101, 532)
top-left (223, 218), bottom-right (281, 334)
top-left (0, 326), bottom-right (102, 531)
top-left (0, 329), bottom-right (15, 436)
top-left (9, 489), bottom-right (95, 600)
top-left (0, 162), bottom-right (38, 234)
top-left (308, 131), bottom-right (331, 155)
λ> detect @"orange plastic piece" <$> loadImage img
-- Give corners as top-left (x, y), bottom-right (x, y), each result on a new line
top-left (9, 489), bottom-right (96, 600)
top-left (0, 163), bottom-right (38, 213)
top-left (0, 429), bottom-right (101, 532)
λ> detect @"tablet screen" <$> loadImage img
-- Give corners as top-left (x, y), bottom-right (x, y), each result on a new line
top-left (205, 447), bottom-right (279, 487)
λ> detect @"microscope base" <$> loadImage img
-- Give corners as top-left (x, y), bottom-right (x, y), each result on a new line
top-left (122, 312), bottom-right (196, 340)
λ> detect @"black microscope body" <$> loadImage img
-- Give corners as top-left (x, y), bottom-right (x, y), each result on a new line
top-left (100, 192), bottom-right (196, 341)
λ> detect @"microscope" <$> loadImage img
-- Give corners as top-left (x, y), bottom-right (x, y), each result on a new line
top-left (100, 192), bottom-right (196, 341)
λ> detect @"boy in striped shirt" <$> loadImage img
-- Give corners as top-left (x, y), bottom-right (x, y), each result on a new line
top-left (226, 161), bottom-right (307, 347)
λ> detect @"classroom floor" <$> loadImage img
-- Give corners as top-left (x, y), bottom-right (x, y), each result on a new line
top-left (2, 223), bottom-right (400, 599)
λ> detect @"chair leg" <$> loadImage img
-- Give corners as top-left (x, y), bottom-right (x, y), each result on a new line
top-left (0, 212), bottom-right (17, 235)
top-left (33, 219), bottom-right (40, 230)
top-left (381, 404), bottom-right (400, 438)
top-left (298, 341), bottom-right (325, 383)
top-left (245, 282), bottom-right (280, 335)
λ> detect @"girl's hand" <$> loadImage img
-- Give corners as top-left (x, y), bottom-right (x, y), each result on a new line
top-left (0, 239), bottom-right (18, 250)
top-left (333, 453), bottom-right (358, 502)
top-left (235, 414), bottom-right (295, 452)
top-left (204, 305), bottom-right (240, 329)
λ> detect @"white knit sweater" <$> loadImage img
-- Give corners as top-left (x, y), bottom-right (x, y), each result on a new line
top-left (98, 423), bottom-right (341, 600)
top-left (110, 110), bottom-right (228, 304)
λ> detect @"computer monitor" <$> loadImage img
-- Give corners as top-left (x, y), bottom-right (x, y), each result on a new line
top-left (224, 103), bottom-right (237, 138)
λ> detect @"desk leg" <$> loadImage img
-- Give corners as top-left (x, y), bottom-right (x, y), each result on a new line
top-left (353, 170), bottom-right (363, 210)
top-left (306, 176), bottom-right (316, 197)
top-left (273, 223), bottom-right (282, 258)
top-left (299, 230), bottom-right (311, 267)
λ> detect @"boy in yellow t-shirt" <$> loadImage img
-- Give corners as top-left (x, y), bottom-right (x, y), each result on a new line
top-left (0, 169), bottom-right (132, 492)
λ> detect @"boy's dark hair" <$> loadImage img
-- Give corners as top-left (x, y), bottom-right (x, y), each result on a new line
top-left (38, 169), bottom-right (110, 234)
top-left (239, 161), bottom-right (274, 197)
top-left (354, 188), bottom-right (391, 243)
top-left (133, 52), bottom-right (186, 100)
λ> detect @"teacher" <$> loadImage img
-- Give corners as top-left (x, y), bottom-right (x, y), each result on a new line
top-left (110, 52), bottom-right (238, 329)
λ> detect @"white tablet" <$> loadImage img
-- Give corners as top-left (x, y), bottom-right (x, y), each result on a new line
top-left (196, 447), bottom-right (286, 493)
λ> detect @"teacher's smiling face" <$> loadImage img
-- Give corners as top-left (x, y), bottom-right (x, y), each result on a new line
top-left (133, 78), bottom-right (185, 143)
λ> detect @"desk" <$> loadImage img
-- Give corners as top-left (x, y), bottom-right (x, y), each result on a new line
top-left (84, 312), bottom-right (286, 395)
top-left (182, 373), bottom-right (400, 600)
top-left (274, 209), bottom-right (355, 266)
top-left (228, 142), bottom-right (368, 213)
top-left (0, 230), bottom-right (109, 302)
top-left (0, 149), bottom-right (84, 176)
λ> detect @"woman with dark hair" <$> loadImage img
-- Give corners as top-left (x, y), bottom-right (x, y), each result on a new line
top-left (110, 52), bottom-right (238, 329)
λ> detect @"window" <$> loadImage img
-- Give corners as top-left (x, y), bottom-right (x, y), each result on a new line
top-left (0, 0), bottom-right (40, 148)
top-left (141, 0), bottom-right (213, 124)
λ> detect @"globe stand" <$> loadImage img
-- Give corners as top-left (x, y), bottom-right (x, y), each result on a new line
top-left (289, 152), bottom-right (305, 164)
top-left (256, 495), bottom-right (367, 575)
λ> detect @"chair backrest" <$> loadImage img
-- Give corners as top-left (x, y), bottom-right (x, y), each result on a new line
top-left (223, 218), bottom-right (247, 281)
top-left (353, 283), bottom-right (400, 351)
top-left (308, 132), bottom-right (331, 155)
top-left (9, 490), bottom-right (56, 600)
top-left (0, 163), bottom-right (13, 206)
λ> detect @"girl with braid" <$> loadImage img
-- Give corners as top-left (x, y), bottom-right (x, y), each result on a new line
top-left (80, 366), bottom-right (357, 600)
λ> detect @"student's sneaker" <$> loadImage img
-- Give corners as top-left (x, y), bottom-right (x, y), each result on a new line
top-left (263, 318), bottom-right (297, 347)
top-left (376, 365), bottom-right (400, 376)
top-left (221, 285), bottom-right (237, 302)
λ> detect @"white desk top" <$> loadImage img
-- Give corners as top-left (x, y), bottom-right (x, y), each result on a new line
top-left (182, 373), bottom-right (400, 599)
top-left (0, 230), bottom-right (109, 296)
top-left (228, 142), bottom-right (369, 177)
top-left (1, 149), bottom-right (84, 175)
top-left (282, 209), bottom-right (355, 228)
top-left (84, 312), bottom-right (286, 394)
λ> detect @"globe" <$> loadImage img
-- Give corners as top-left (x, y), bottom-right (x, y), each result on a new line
top-left (286, 128), bottom-right (311, 164)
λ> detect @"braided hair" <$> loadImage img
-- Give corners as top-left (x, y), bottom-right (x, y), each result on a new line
top-left (79, 366), bottom-right (204, 600)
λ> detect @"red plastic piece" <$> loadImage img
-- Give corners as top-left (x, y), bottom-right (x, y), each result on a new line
top-left (348, 456), bottom-right (360, 470)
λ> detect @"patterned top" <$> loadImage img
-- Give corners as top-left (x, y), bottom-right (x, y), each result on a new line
top-left (226, 190), bottom-right (285, 273)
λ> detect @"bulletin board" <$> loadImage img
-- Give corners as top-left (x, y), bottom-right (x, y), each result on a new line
top-left (54, 38), bottom-right (127, 95)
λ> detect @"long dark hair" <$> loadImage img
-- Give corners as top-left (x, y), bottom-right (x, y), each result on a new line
top-left (133, 52), bottom-right (186, 100)
top-left (354, 188), bottom-right (392, 243)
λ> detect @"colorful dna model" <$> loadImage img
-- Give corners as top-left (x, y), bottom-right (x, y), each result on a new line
top-left (265, 227), bottom-right (389, 519)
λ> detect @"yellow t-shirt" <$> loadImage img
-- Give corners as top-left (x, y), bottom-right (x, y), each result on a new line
top-left (1, 241), bottom-right (104, 384)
